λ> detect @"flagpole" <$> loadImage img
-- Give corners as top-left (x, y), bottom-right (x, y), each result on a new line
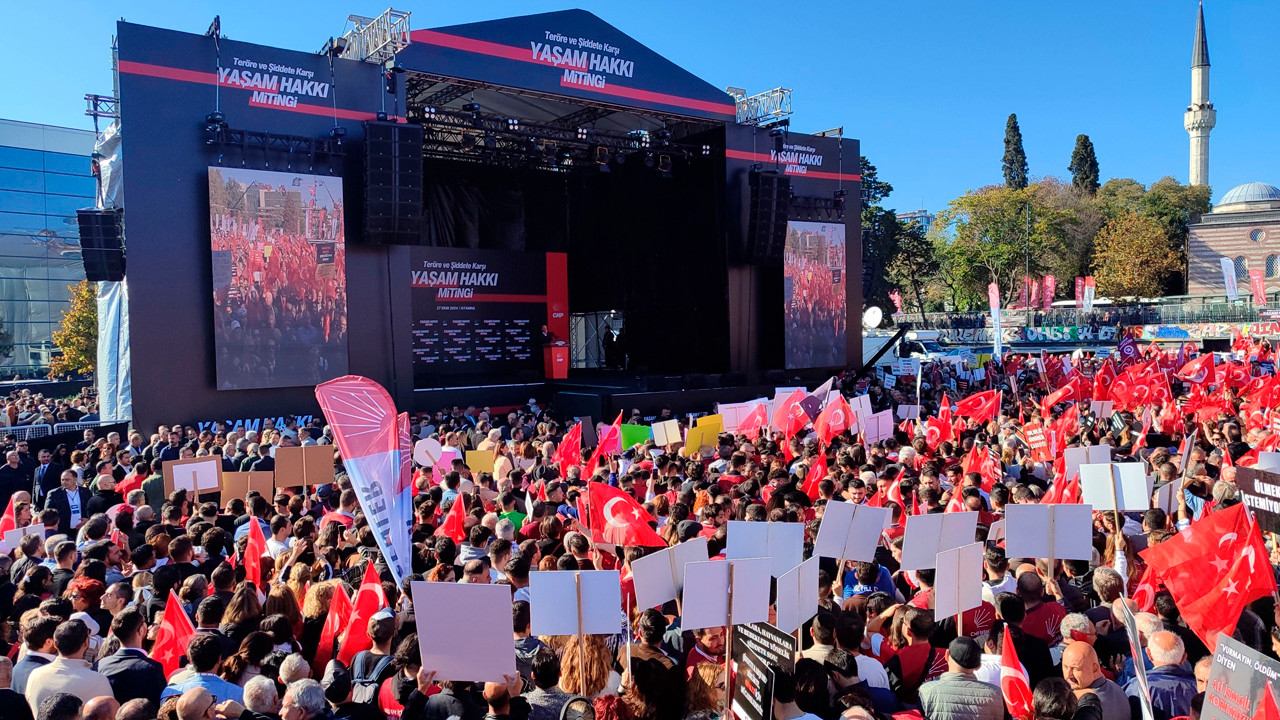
top-left (724, 562), bottom-right (735, 718)
top-left (669, 554), bottom-right (683, 617)
top-left (575, 572), bottom-right (587, 694)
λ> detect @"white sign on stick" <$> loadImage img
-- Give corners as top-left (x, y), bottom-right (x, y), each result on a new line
top-left (1064, 445), bottom-right (1111, 484)
top-left (775, 557), bottom-right (820, 634)
top-left (652, 420), bottom-right (681, 447)
top-left (1154, 482), bottom-right (1178, 514)
top-left (1004, 504), bottom-right (1095, 561)
top-left (897, 405), bottom-right (921, 420)
top-left (726, 521), bottom-right (803, 577)
top-left (813, 501), bottom-right (891, 562)
top-left (1080, 462), bottom-right (1152, 511)
top-left (1089, 401), bottom-right (1114, 418)
top-left (681, 557), bottom-right (772, 631)
top-left (172, 457), bottom-right (221, 493)
top-left (899, 512), bottom-right (979, 570)
top-left (849, 395), bottom-right (873, 434)
top-left (988, 519), bottom-right (1005, 544)
top-left (630, 537), bottom-right (708, 611)
top-left (933, 542), bottom-right (985, 619)
top-left (864, 410), bottom-right (895, 444)
top-left (528, 570), bottom-right (622, 636)
top-left (413, 581), bottom-right (515, 682)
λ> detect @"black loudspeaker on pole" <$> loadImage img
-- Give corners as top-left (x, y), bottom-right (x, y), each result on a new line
top-left (746, 170), bottom-right (790, 266)
top-left (76, 208), bottom-right (126, 282)
top-left (362, 121), bottom-right (424, 245)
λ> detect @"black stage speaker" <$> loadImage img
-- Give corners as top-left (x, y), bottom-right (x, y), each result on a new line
top-left (363, 121), bottom-right (423, 245)
top-left (746, 170), bottom-right (790, 265)
top-left (76, 208), bottom-right (125, 282)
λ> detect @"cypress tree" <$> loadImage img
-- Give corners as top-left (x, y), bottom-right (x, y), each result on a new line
top-left (1068, 134), bottom-right (1100, 194)
top-left (1003, 113), bottom-right (1029, 190)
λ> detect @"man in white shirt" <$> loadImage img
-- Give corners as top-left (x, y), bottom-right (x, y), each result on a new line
top-left (982, 545), bottom-right (1017, 605)
top-left (266, 515), bottom-right (292, 559)
top-left (25, 619), bottom-right (113, 711)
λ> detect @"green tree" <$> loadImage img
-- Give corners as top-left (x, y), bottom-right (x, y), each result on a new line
top-left (860, 156), bottom-right (909, 318)
top-left (1068, 134), bottom-right (1100, 195)
top-left (49, 280), bottom-right (97, 378)
top-left (1003, 113), bottom-right (1029, 190)
top-left (887, 223), bottom-right (937, 316)
top-left (1096, 178), bottom-right (1147, 219)
top-left (1093, 211), bottom-right (1182, 297)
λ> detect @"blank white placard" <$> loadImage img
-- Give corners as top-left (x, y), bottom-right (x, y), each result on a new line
top-left (652, 420), bottom-right (681, 447)
top-left (813, 502), bottom-right (890, 562)
top-left (727, 522), bottom-right (804, 577)
top-left (988, 519), bottom-right (1005, 543)
top-left (528, 570), bottom-right (621, 636)
top-left (865, 410), bottom-right (895, 444)
top-left (934, 542), bottom-right (984, 619)
top-left (897, 405), bottom-right (921, 420)
top-left (1004, 504), bottom-right (1095, 561)
top-left (681, 560), bottom-right (730, 631)
top-left (413, 581), bottom-right (516, 682)
top-left (173, 457), bottom-right (221, 493)
top-left (1064, 445), bottom-right (1111, 484)
top-left (775, 557), bottom-right (820, 634)
top-left (899, 512), bottom-right (978, 570)
top-left (631, 537), bottom-right (709, 611)
top-left (729, 557), bottom-right (772, 626)
top-left (1154, 482), bottom-right (1177, 514)
top-left (1080, 463), bottom-right (1151, 511)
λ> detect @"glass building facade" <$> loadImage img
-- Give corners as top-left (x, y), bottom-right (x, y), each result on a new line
top-left (0, 119), bottom-right (97, 378)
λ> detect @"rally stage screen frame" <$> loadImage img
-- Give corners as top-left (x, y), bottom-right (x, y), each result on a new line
top-left (783, 221), bottom-right (847, 370)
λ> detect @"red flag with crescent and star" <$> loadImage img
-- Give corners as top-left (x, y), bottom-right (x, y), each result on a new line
top-left (337, 561), bottom-right (389, 665)
top-left (801, 450), bottom-right (827, 501)
top-left (313, 581), bottom-right (352, 674)
top-left (1001, 627), bottom-right (1034, 720)
top-left (585, 482), bottom-right (666, 547)
top-left (814, 394), bottom-right (853, 445)
top-left (150, 589), bottom-right (196, 679)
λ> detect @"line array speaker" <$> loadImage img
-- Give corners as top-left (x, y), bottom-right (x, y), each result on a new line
top-left (363, 121), bottom-right (423, 245)
top-left (76, 208), bottom-right (125, 282)
top-left (746, 170), bottom-right (790, 265)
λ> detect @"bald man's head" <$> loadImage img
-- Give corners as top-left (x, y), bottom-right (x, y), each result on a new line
top-left (1148, 630), bottom-right (1186, 667)
top-left (1061, 641), bottom-right (1102, 691)
top-left (176, 688), bottom-right (213, 720)
top-left (83, 696), bottom-right (119, 720)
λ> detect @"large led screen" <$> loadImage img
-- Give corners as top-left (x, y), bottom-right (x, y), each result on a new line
top-left (208, 167), bottom-right (348, 390)
top-left (783, 221), bottom-right (847, 369)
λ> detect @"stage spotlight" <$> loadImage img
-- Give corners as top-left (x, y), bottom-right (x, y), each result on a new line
top-left (423, 106), bottom-right (438, 120)
top-left (483, 134), bottom-right (497, 148)
top-left (594, 146), bottom-right (610, 165)
top-left (701, 144), bottom-right (711, 156)
top-left (329, 126), bottom-right (347, 142)
top-left (658, 154), bottom-right (672, 175)
top-left (541, 140), bottom-right (557, 158)
top-left (577, 127), bottom-right (592, 140)
top-left (462, 102), bottom-right (480, 113)
top-left (376, 111), bottom-right (388, 121)
top-left (644, 153), bottom-right (655, 169)
top-left (461, 133), bottom-right (476, 151)
top-left (628, 130), bottom-right (650, 149)
top-left (654, 129), bottom-right (671, 147)
top-left (615, 152), bottom-right (627, 166)
top-left (507, 117), bottom-right (520, 130)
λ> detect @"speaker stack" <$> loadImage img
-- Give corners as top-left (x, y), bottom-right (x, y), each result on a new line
top-left (746, 170), bottom-right (790, 265)
top-left (76, 208), bottom-right (126, 282)
top-left (363, 121), bottom-right (424, 245)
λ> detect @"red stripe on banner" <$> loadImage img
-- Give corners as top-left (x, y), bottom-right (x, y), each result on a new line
top-left (411, 29), bottom-right (735, 117)
top-left (118, 60), bottom-right (217, 85)
top-left (545, 252), bottom-right (569, 342)
top-left (465, 294), bottom-right (547, 303)
top-left (725, 148), bottom-right (863, 183)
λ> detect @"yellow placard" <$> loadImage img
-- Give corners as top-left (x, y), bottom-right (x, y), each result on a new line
top-left (683, 426), bottom-right (715, 457)
top-left (466, 450), bottom-right (496, 475)
top-left (696, 414), bottom-right (724, 434)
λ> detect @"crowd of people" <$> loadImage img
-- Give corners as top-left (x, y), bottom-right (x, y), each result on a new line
top-left (784, 227), bottom-right (847, 369)
top-left (0, 339), bottom-right (1273, 720)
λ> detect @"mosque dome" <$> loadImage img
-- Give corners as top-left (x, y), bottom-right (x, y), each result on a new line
top-left (1214, 183), bottom-right (1280, 213)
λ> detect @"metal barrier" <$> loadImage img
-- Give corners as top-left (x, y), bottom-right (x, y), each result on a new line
top-left (9, 425), bottom-right (52, 441)
top-left (53, 420), bottom-right (121, 434)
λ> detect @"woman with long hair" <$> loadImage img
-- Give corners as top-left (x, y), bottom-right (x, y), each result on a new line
top-left (684, 662), bottom-right (724, 720)
top-left (220, 631), bottom-right (275, 686)
top-left (220, 582), bottom-right (263, 646)
top-left (260, 613), bottom-right (301, 654)
top-left (559, 634), bottom-right (621, 698)
top-left (622, 657), bottom-right (683, 720)
top-left (299, 580), bottom-right (336, 663)
top-left (286, 563), bottom-right (311, 608)
top-left (264, 584), bottom-right (304, 642)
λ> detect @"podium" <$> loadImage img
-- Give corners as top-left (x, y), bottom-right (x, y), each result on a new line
top-left (544, 345), bottom-right (568, 379)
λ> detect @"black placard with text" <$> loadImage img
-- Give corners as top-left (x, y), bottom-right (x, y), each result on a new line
top-left (1235, 467), bottom-right (1280, 534)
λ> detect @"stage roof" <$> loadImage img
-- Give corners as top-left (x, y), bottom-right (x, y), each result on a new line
top-left (399, 10), bottom-right (737, 133)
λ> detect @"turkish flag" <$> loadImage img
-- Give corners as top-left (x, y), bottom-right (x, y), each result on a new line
top-left (1141, 503), bottom-right (1277, 647)
top-left (814, 395), bottom-right (853, 444)
top-left (434, 494), bottom-right (468, 543)
top-left (1254, 682), bottom-right (1280, 720)
top-left (245, 516), bottom-right (268, 589)
top-left (1177, 353), bottom-right (1216, 386)
top-left (961, 445), bottom-right (1001, 493)
top-left (924, 417), bottom-right (950, 451)
top-left (1000, 628), bottom-right (1034, 720)
top-left (1093, 359), bottom-right (1117, 402)
top-left (337, 561), bottom-right (389, 665)
top-left (1041, 377), bottom-right (1081, 419)
top-left (150, 589), bottom-right (196, 679)
top-left (954, 390), bottom-right (1000, 423)
top-left (0, 496), bottom-right (15, 537)
top-left (313, 581), bottom-right (352, 675)
top-left (801, 451), bottom-right (827, 501)
top-left (738, 402), bottom-right (769, 440)
top-left (554, 422), bottom-right (583, 467)
top-left (586, 482), bottom-right (666, 547)
top-left (1060, 473), bottom-right (1082, 504)
top-left (596, 412), bottom-right (624, 457)
top-left (772, 388), bottom-right (807, 435)
top-left (1131, 412), bottom-right (1153, 454)
top-left (885, 476), bottom-right (905, 510)
top-left (944, 490), bottom-right (966, 513)
top-left (1131, 564), bottom-right (1160, 613)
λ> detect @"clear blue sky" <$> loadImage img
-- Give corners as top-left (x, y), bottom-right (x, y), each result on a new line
top-left (5, 1), bottom-right (1277, 210)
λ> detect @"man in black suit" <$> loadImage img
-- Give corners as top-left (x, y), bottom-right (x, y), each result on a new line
top-left (43, 470), bottom-right (91, 537)
top-left (0, 452), bottom-right (27, 508)
top-left (97, 608), bottom-right (165, 704)
top-left (247, 444), bottom-right (275, 472)
top-left (30, 449), bottom-right (63, 506)
top-left (0, 655), bottom-right (34, 720)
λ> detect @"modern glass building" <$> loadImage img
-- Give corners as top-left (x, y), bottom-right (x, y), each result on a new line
top-left (0, 119), bottom-right (97, 378)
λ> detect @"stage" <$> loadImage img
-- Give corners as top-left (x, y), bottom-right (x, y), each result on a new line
top-left (111, 10), bottom-right (863, 430)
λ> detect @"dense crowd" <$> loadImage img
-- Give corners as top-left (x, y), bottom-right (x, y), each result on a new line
top-left (0, 339), bottom-right (1274, 720)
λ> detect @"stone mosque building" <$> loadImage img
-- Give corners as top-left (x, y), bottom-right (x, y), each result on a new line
top-left (1184, 3), bottom-right (1280, 295)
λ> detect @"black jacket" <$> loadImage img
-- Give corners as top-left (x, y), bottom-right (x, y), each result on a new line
top-left (97, 648), bottom-right (167, 704)
top-left (31, 462), bottom-right (64, 501)
top-left (44, 486), bottom-right (92, 536)
top-left (0, 688), bottom-right (34, 720)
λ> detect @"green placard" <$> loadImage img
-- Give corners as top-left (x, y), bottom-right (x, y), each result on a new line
top-left (619, 423), bottom-right (653, 449)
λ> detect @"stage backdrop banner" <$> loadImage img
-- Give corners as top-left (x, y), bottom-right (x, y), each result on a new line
top-left (208, 167), bottom-right (348, 391)
top-left (410, 247), bottom-right (567, 385)
top-left (783, 221), bottom-right (847, 370)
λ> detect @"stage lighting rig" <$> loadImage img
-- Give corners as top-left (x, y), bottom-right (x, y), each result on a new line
top-left (701, 144), bottom-right (711, 156)
top-left (658, 154), bottom-right (672, 176)
top-left (734, 87), bottom-right (792, 126)
top-left (628, 130), bottom-right (651, 149)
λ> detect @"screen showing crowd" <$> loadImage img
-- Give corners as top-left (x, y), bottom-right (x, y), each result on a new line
top-left (784, 220), bottom-right (847, 369)
top-left (208, 167), bottom-right (348, 390)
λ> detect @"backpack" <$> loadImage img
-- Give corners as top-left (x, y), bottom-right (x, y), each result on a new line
top-left (351, 650), bottom-right (393, 704)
